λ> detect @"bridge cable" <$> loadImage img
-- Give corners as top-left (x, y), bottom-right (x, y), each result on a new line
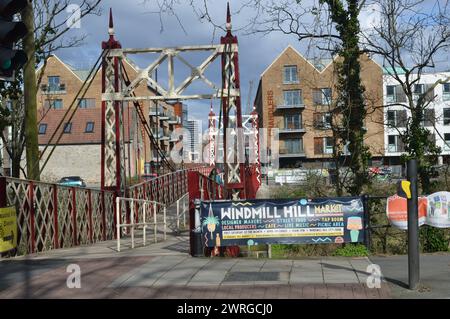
top-left (119, 60), bottom-right (175, 173)
top-left (35, 50), bottom-right (108, 176)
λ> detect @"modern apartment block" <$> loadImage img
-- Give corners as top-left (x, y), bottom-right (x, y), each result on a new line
top-left (185, 119), bottom-right (202, 161)
top-left (383, 71), bottom-right (450, 165)
top-left (254, 45), bottom-right (384, 169)
top-left (34, 54), bottom-right (180, 184)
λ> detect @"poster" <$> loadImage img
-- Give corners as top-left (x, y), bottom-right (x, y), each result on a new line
top-left (426, 192), bottom-right (450, 228)
top-left (0, 206), bottom-right (17, 253)
top-left (200, 197), bottom-right (365, 247)
top-left (386, 192), bottom-right (450, 229)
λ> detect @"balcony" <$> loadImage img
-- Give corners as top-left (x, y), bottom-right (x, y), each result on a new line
top-left (387, 145), bottom-right (405, 153)
top-left (279, 125), bottom-right (305, 134)
top-left (279, 148), bottom-right (305, 158)
top-left (149, 107), bottom-right (169, 120)
top-left (168, 115), bottom-right (181, 125)
top-left (152, 128), bottom-right (170, 141)
top-left (276, 103), bottom-right (305, 110)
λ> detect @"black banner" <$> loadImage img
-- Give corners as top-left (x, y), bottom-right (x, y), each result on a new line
top-left (200, 197), bottom-right (365, 247)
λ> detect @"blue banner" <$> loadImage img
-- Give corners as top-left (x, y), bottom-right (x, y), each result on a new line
top-left (200, 197), bottom-right (365, 247)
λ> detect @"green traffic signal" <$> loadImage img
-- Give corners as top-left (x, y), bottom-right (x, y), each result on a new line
top-left (0, 0), bottom-right (28, 18)
top-left (0, 0), bottom-right (29, 81)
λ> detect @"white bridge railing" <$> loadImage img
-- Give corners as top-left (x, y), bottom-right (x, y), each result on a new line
top-left (115, 197), bottom-right (166, 252)
top-left (175, 192), bottom-right (189, 233)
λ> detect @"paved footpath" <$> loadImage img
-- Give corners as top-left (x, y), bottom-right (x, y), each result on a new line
top-left (0, 235), bottom-right (391, 299)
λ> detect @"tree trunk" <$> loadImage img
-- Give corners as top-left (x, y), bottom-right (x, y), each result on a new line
top-left (22, 3), bottom-right (40, 180)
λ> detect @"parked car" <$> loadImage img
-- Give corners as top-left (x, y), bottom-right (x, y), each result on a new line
top-left (58, 176), bottom-right (86, 187)
top-left (142, 173), bottom-right (158, 181)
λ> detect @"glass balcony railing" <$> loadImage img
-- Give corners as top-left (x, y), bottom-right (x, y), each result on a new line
top-left (278, 124), bottom-right (305, 133)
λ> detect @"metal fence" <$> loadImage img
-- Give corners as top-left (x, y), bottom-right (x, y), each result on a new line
top-left (0, 167), bottom-right (222, 257)
top-left (128, 170), bottom-right (188, 207)
top-left (2, 177), bottom-right (116, 256)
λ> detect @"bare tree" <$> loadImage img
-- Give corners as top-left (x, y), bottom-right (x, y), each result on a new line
top-left (0, 0), bottom-right (101, 178)
top-left (362, 0), bottom-right (450, 194)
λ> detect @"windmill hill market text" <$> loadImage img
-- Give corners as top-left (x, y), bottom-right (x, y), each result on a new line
top-left (221, 203), bottom-right (345, 220)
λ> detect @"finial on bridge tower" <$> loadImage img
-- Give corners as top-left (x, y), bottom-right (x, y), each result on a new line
top-left (226, 2), bottom-right (232, 34)
top-left (108, 8), bottom-right (115, 38)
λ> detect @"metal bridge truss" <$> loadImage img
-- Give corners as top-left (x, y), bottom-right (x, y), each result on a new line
top-left (101, 4), bottom-right (251, 200)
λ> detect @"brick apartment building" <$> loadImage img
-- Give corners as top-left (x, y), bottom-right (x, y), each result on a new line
top-left (35, 54), bottom-right (181, 184)
top-left (254, 45), bottom-right (385, 169)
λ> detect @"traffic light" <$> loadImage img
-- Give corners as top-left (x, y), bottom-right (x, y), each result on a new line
top-left (0, 0), bottom-right (28, 81)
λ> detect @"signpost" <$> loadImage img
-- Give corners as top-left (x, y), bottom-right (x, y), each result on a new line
top-left (407, 159), bottom-right (420, 290)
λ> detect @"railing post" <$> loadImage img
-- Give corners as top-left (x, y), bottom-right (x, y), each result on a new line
top-left (116, 197), bottom-right (121, 252)
top-left (143, 201), bottom-right (147, 246)
top-left (176, 198), bottom-right (180, 232)
top-left (53, 184), bottom-right (59, 249)
top-left (153, 203), bottom-right (157, 243)
top-left (131, 200), bottom-right (135, 249)
top-left (29, 181), bottom-right (36, 254)
top-left (88, 189), bottom-right (93, 243)
top-left (101, 191), bottom-right (107, 241)
top-left (163, 205), bottom-right (167, 240)
top-left (71, 187), bottom-right (78, 246)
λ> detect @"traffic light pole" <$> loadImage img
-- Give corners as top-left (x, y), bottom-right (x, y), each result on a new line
top-left (407, 159), bottom-right (420, 290)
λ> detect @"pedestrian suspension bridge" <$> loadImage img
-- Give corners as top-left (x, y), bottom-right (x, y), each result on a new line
top-left (0, 3), bottom-right (261, 258)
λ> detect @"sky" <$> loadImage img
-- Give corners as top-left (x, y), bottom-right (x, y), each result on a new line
top-left (57, 0), bottom-right (450, 130)
top-left (56, 0), bottom-right (318, 130)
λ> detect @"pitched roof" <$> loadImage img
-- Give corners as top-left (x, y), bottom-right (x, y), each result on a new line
top-left (260, 45), bottom-right (337, 78)
top-left (37, 107), bottom-right (132, 145)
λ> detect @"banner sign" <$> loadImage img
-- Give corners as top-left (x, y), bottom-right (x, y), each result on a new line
top-left (386, 192), bottom-right (450, 230)
top-left (200, 197), bottom-right (365, 247)
top-left (0, 206), bottom-right (17, 253)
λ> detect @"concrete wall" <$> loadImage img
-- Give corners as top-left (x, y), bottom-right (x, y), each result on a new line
top-left (39, 144), bottom-right (101, 185)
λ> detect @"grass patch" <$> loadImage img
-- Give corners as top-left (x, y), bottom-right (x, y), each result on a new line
top-left (332, 244), bottom-right (369, 257)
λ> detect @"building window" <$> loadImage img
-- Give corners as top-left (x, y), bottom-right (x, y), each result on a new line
top-left (313, 88), bottom-right (332, 105)
top-left (283, 65), bottom-right (298, 84)
top-left (38, 123), bottom-right (47, 135)
top-left (85, 122), bottom-right (94, 133)
top-left (284, 138), bottom-right (303, 154)
top-left (314, 112), bottom-right (332, 129)
top-left (387, 110), bottom-right (407, 128)
top-left (386, 85), bottom-right (396, 103)
top-left (283, 90), bottom-right (302, 106)
top-left (414, 84), bottom-right (424, 94)
top-left (386, 85), bottom-right (407, 103)
top-left (444, 108), bottom-right (450, 125)
top-left (388, 135), bottom-right (405, 153)
top-left (44, 99), bottom-right (63, 109)
top-left (78, 98), bottom-right (95, 108)
top-left (48, 76), bottom-right (60, 92)
top-left (443, 83), bottom-right (450, 101)
top-left (314, 137), bottom-right (333, 155)
top-left (421, 109), bottom-right (435, 127)
top-left (284, 114), bottom-right (301, 130)
top-left (444, 133), bottom-right (450, 151)
top-left (63, 122), bottom-right (72, 133)
top-left (324, 137), bottom-right (333, 154)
